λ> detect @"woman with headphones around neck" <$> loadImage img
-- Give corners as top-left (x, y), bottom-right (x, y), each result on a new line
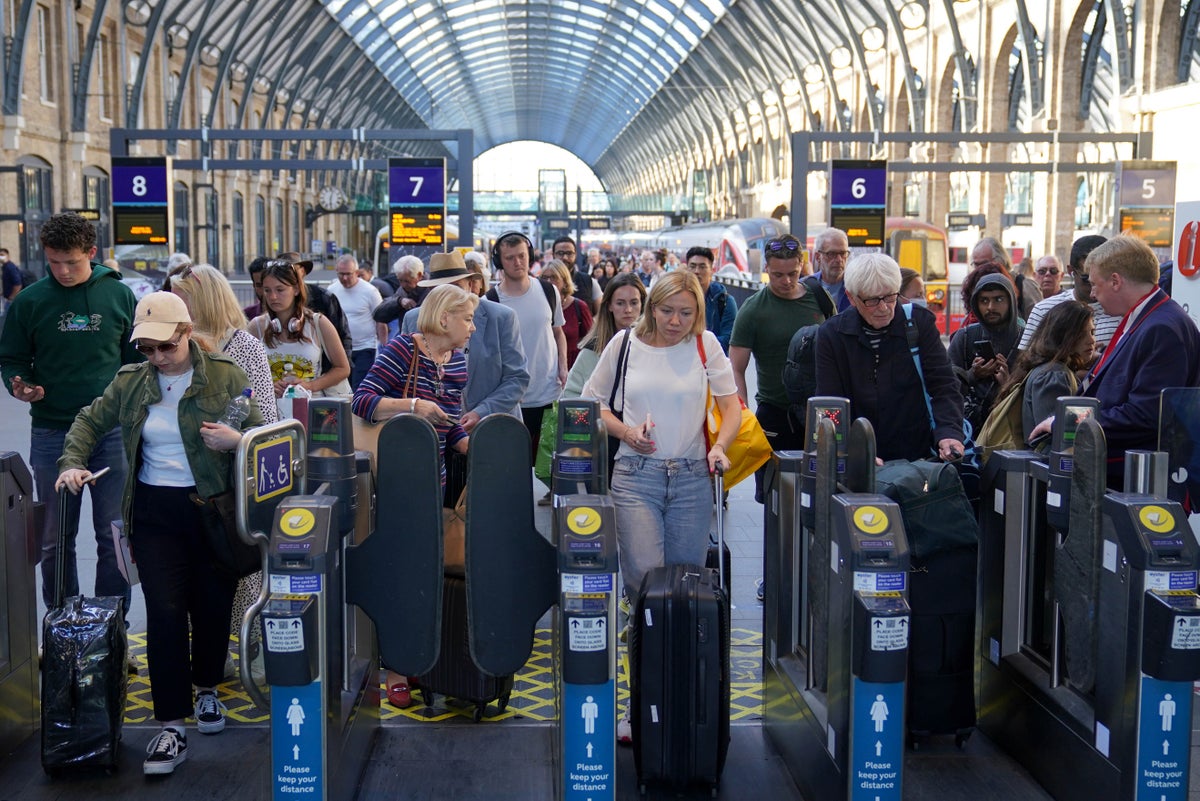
top-left (248, 260), bottom-right (350, 410)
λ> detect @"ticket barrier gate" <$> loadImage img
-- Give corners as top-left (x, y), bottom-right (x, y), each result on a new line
top-left (978, 398), bottom-right (1200, 801)
top-left (0, 453), bottom-right (37, 759)
top-left (232, 401), bottom-right (381, 801)
top-left (764, 398), bottom-right (912, 801)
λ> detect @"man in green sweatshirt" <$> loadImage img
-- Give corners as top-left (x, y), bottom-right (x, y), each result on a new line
top-left (0, 212), bottom-right (140, 615)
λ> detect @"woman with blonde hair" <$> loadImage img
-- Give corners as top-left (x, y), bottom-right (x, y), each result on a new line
top-left (172, 264), bottom-right (277, 424)
top-left (580, 270), bottom-right (739, 743)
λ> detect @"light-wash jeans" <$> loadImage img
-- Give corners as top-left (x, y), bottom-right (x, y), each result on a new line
top-left (31, 425), bottom-right (131, 612)
top-left (611, 454), bottom-right (713, 600)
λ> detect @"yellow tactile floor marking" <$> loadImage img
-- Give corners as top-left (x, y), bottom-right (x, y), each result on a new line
top-left (123, 628), bottom-right (764, 726)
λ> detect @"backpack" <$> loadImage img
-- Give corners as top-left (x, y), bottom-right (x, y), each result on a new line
top-left (975, 379), bottom-right (1028, 464)
top-left (875, 459), bottom-right (979, 559)
top-left (781, 276), bottom-right (837, 427)
top-left (487, 280), bottom-right (556, 312)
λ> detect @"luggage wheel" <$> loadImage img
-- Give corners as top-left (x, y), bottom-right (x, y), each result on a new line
top-left (498, 692), bottom-right (511, 712)
top-left (955, 728), bottom-right (973, 749)
top-left (419, 688), bottom-right (435, 708)
top-left (472, 703), bottom-right (486, 723)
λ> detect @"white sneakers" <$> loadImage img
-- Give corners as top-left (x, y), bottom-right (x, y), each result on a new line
top-left (143, 727), bottom-right (187, 775)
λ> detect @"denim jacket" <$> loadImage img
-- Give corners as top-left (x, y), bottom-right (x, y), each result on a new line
top-left (59, 340), bottom-right (263, 536)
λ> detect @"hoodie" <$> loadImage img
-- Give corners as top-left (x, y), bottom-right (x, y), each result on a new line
top-left (0, 264), bottom-right (141, 428)
top-left (947, 273), bottom-right (1023, 411)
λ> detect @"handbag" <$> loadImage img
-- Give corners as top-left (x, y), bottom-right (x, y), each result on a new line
top-left (311, 312), bottom-right (352, 397)
top-left (191, 489), bottom-right (260, 578)
top-left (351, 340), bottom-right (420, 474)
top-left (696, 336), bottom-right (772, 488)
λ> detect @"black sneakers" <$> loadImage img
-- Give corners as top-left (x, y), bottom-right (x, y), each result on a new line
top-left (143, 727), bottom-right (187, 775)
top-left (194, 691), bottom-right (227, 734)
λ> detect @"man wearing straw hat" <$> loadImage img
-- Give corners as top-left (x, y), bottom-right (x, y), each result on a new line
top-left (399, 251), bottom-right (529, 430)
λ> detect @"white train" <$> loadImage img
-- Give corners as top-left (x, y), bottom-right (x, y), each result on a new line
top-left (587, 218), bottom-right (789, 274)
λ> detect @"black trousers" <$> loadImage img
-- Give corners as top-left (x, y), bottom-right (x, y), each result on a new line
top-left (753, 401), bottom-right (806, 502)
top-left (131, 482), bottom-right (237, 723)
top-left (521, 404), bottom-right (552, 463)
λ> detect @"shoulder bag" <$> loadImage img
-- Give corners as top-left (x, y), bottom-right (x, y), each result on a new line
top-left (696, 336), bottom-right (772, 488)
top-left (191, 488), bottom-right (260, 578)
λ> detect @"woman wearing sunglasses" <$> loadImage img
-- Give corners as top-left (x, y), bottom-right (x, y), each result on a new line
top-left (55, 291), bottom-right (264, 777)
top-left (815, 252), bottom-right (964, 462)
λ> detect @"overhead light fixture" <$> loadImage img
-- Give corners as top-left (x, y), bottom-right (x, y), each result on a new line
top-left (862, 26), bottom-right (885, 51)
top-left (802, 63), bottom-right (824, 84)
top-left (899, 1), bottom-right (927, 29)
top-left (199, 43), bottom-right (221, 67)
top-left (124, 0), bottom-right (151, 26)
top-left (166, 23), bottom-right (190, 49)
top-left (229, 61), bottom-right (248, 82)
top-left (830, 46), bottom-right (852, 70)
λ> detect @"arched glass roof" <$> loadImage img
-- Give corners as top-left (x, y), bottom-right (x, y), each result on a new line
top-left (319, 0), bottom-right (732, 163)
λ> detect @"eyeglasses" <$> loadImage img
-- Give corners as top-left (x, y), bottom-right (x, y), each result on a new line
top-left (135, 338), bottom-right (183, 355)
top-left (858, 292), bottom-right (900, 308)
top-left (765, 238), bottom-right (802, 257)
top-left (819, 249), bottom-right (850, 259)
top-left (552, 250), bottom-right (575, 258)
top-left (1035, 268), bottom-right (1060, 276)
top-left (1073, 270), bottom-right (1092, 285)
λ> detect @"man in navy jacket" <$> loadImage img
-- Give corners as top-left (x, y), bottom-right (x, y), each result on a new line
top-left (1033, 234), bottom-right (1200, 488)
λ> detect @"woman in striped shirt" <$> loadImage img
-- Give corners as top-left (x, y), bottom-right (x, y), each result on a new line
top-left (351, 283), bottom-right (476, 478)
top-left (350, 282), bottom-right (476, 711)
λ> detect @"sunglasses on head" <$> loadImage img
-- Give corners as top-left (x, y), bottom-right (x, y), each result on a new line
top-left (765, 238), bottom-right (802, 257)
top-left (135, 338), bottom-right (182, 355)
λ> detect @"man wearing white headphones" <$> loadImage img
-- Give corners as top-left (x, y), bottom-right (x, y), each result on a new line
top-left (489, 232), bottom-right (567, 460)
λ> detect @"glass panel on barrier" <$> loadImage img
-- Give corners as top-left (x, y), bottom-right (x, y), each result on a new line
top-left (1158, 388), bottom-right (1200, 510)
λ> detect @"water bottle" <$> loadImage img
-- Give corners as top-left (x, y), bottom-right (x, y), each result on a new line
top-left (219, 388), bottom-right (254, 427)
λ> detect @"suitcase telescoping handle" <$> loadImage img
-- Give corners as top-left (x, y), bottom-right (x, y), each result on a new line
top-left (714, 463), bottom-right (725, 591)
top-left (54, 466), bottom-right (110, 608)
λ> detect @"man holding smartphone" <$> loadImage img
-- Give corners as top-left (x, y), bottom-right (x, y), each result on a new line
top-left (947, 273), bottom-right (1022, 433)
top-left (0, 212), bottom-right (141, 618)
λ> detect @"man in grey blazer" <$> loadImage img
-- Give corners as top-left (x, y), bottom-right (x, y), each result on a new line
top-left (398, 252), bottom-right (529, 430)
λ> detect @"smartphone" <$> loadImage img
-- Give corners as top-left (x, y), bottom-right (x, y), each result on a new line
top-left (974, 340), bottom-right (996, 361)
top-left (1027, 432), bottom-right (1051, 451)
top-left (86, 466), bottom-right (112, 483)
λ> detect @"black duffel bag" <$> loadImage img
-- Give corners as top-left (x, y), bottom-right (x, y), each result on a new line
top-left (875, 459), bottom-right (980, 560)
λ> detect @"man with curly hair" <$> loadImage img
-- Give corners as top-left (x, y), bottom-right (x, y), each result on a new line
top-left (0, 212), bottom-right (141, 616)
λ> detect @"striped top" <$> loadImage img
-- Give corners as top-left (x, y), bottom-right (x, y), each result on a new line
top-left (351, 333), bottom-right (468, 478)
top-left (1017, 290), bottom-right (1121, 353)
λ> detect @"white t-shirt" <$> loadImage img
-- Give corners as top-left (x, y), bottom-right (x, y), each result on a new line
top-left (139, 369), bottom-right (196, 487)
top-left (582, 329), bottom-right (736, 461)
top-left (495, 280), bottom-right (566, 408)
top-left (328, 280), bottom-right (383, 351)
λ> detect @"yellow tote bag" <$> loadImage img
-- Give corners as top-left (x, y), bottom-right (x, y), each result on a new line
top-left (697, 338), bottom-right (772, 488)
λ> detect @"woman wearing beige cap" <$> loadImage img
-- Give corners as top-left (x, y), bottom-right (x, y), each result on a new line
top-left (56, 291), bottom-right (264, 777)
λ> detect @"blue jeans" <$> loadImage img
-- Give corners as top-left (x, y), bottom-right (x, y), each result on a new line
top-left (350, 348), bottom-right (376, 390)
top-left (611, 455), bottom-right (713, 600)
top-left (31, 426), bottom-right (131, 612)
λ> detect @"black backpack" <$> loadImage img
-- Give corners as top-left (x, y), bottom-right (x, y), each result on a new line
top-left (487, 280), bottom-right (557, 311)
top-left (781, 277), bottom-right (836, 426)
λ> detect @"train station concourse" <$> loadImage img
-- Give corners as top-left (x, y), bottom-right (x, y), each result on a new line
top-left (2, 1), bottom-right (1200, 800)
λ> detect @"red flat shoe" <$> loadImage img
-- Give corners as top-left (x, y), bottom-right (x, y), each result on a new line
top-left (387, 682), bottom-right (412, 709)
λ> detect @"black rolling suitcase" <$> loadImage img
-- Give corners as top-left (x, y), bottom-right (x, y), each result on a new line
top-left (42, 487), bottom-right (128, 775)
top-left (630, 470), bottom-right (730, 793)
top-left (414, 573), bottom-right (514, 722)
top-left (906, 544), bottom-right (978, 746)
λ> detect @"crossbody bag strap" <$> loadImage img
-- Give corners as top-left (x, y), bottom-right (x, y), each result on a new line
top-left (609, 328), bottom-right (632, 414)
top-left (403, 334), bottom-right (421, 398)
top-left (902, 303), bottom-right (936, 435)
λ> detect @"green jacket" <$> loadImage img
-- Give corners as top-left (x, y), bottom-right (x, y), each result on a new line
top-left (58, 341), bottom-right (264, 537)
top-left (0, 263), bottom-right (141, 428)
